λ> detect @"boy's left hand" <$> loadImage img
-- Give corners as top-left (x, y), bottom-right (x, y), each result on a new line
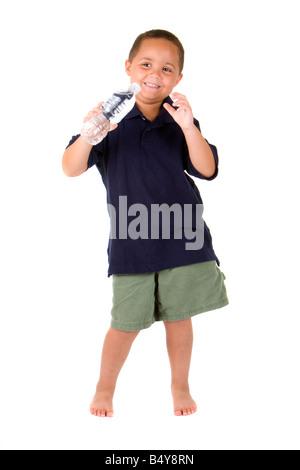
top-left (163, 92), bottom-right (194, 131)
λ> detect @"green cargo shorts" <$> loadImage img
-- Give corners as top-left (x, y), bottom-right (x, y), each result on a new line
top-left (110, 261), bottom-right (229, 331)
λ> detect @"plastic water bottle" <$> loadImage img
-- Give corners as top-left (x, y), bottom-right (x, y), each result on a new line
top-left (81, 82), bottom-right (141, 145)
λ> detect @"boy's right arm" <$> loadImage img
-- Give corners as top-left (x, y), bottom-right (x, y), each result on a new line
top-left (62, 136), bottom-right (93, 177)
top-left (62, 101), bottom-right (117, 177)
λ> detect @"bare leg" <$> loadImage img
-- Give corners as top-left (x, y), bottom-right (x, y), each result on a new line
top-left (164, 318), bottom-right (197, 416)
top-left (90, 327), bottom-right (140, 417)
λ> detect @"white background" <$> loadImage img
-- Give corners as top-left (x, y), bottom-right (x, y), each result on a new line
top-left (0, 0), bottom-right (299, 450)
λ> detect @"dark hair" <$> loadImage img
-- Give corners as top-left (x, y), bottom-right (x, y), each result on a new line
top-left (129, 29), bottom-right (184, 74)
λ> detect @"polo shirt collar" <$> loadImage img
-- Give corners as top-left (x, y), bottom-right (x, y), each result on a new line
top-left (124, 95), bottom-right (176, 124)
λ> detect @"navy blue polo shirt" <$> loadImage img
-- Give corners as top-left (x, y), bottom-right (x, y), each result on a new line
top-left (67, 96), bottom-right (221, 277)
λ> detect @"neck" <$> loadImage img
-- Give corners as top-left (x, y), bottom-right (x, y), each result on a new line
top-left (135, 98), bottom-right (164, 121)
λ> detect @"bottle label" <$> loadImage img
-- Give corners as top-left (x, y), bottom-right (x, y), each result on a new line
top-left (101, 91), bottom-right (134, 120)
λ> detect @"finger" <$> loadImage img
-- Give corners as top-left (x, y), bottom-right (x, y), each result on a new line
top-left (176, 105), bottom-right (189, 112)
top-left (83, 112), bottom-right (94, 123)
top-left (172, 97), bottom-right (190, 107)
top-left (170, 92), bottom-right (186, 101)
top-left (172, 100), bottom-right (188, 108)
top-left (171, 102), bottom-right (190, 116)
top-left (164, 102), bottom-right (189, 117)
top-left (163, 102), bottom-right (177, 117)
top-left (171, 92), bottom-right (186, 99)
top-left (92, 106), bottom-right (103, 114)
top-left (84, 104), bottom-right (104, 121)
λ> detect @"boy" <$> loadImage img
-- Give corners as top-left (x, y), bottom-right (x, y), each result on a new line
top-left (62, 30), bottom-right (229, 417)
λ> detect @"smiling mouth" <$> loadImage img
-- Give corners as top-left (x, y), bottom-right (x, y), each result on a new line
top-left (144, 82), bottom-right (161, 89)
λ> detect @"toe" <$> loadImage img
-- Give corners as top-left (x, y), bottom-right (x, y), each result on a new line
top-left (107, 411), bottom-right (114, 417)
top-left (90, 407), bottom-right (97, 416)
top-left (174, 409), bottom-right (182, 416)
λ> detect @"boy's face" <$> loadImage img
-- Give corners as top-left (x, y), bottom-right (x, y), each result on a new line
top-left (125, 38), bottom-right (183, 107)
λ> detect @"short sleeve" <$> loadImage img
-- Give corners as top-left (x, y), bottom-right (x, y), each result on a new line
top-left (183, 119), bottom-right (219, 181)
top-left (65, 134), bottom-right (105, 171)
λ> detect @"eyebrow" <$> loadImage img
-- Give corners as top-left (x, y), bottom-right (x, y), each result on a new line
top-left (139, 57), bottom-right (176, 68)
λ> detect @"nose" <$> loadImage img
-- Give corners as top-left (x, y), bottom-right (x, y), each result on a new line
top-left (148, 66), bottom-right (161, 80)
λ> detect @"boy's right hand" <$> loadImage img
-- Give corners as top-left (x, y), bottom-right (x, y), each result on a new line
top-left (83, 101), bottom-right (118, 132)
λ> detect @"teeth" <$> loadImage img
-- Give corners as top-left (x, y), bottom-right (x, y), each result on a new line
top-left (145, 83), bottom-right (159, 88)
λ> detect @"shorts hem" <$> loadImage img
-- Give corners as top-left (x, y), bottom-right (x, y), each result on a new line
top-left (110, 319), bottom-right (155, 332)
top-left (158, 296), bottom-right (229, 322)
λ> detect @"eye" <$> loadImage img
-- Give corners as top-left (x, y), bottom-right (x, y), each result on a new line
top-left (163, 67), bottom-right (172, 73)
top-left (142, 63), bottom-right (151, 68)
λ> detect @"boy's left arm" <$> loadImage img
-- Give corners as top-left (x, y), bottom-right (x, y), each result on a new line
top-left (163, 92), bottom-right (216, 178)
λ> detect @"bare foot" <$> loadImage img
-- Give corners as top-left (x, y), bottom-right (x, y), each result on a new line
top-left (171, 386), bottom-right (197, 416)
top-left (90, 390), bottom-right (114, 418)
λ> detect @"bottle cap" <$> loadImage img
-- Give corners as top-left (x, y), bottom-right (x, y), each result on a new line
top-left (128, 82), bottom-right (141, 95)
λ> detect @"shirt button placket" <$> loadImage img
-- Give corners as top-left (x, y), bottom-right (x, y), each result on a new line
top-left (141, 127), bottom-right (152, 146)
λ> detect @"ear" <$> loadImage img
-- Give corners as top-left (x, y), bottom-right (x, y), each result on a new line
top-left (125, 60), bottom-right (131, 76)
top-left (174, 73), bottom-right (183, 87)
